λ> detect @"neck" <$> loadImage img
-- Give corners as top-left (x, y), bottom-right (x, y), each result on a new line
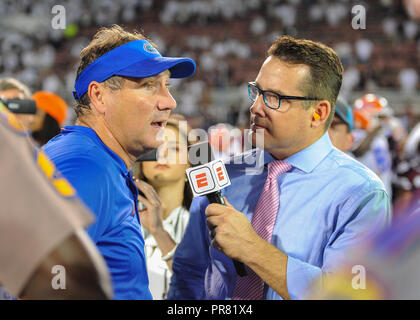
top-left (76, 116), bottom-right (135, 169)
top-left (153, 178), bottom-right (185, 220)
top-left (270, 130), bottom-right (324, 160)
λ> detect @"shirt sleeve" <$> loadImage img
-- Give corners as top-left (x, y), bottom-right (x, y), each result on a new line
top-left (50, 153), bottom-right (114, 239)
top-left (286, 186), bottom-right (391, 300)
top-left (167, 196), bottom-right (211, 300)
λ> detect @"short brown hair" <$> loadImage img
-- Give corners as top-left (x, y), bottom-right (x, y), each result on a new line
top-left (74, 25), bottom-right (156, 117)
top-left (267, 36), bottom-right (343, 128)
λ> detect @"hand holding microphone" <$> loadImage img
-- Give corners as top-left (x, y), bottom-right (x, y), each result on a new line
top-left (204, 197), bottom-right (260, 261)
top-left (186, 142), bottom-right (248, 277)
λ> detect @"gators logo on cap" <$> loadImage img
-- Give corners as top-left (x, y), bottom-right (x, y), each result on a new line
top-left (143, 43), bottom-right (159, 54)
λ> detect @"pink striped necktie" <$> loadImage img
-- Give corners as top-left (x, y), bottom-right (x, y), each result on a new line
top-left (232, 160), bottom-right (292, 300)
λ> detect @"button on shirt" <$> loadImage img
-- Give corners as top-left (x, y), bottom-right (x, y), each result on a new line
top-left (168, 132), bottom-right (391, 300)
top-left (44, 126), bottom-right (152, 300)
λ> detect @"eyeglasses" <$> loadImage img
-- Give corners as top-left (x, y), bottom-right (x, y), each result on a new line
top-left (248, 82), bottom-right (322, 111)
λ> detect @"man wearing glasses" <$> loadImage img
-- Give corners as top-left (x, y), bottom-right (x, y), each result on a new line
top-left (168, 36), bottom-right (391, 300)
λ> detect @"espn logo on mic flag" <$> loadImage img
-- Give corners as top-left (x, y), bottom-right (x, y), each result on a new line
top-left (186, 159), bottom-right (231, 197)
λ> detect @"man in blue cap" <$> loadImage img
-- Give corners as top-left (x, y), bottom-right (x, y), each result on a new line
top-left (328, 98), bottom-right (354, 152)
top-left (43, 25), bottom-right (196, 299)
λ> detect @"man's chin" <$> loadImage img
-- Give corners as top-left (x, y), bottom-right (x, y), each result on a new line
top-left (250, 130), bottom-right (266, 149)
top-left (131, 139), bottom-right (159, 156)
top-left (142, 141), bottom-right (161, 154)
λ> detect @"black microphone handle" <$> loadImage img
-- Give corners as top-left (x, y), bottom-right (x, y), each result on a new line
top-left (207, 191), bottom-right (248, 277)
top-left (206, 191), bottom-right (225, 206)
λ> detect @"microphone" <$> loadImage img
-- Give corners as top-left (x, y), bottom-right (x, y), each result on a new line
top-left (187, 141), bottom-right (248, 277)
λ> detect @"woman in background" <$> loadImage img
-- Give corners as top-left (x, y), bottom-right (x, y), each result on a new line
top-left (133, 114), bottom-right (193, 299)
top-left (31, 91), bottom-right (67, 146)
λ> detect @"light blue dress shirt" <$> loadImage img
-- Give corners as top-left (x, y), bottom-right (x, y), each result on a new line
top-left (168, 132), bottom-right (391, 300)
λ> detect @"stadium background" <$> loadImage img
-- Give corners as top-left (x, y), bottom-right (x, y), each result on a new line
top-left (0, 0), bottom-right (419, 130)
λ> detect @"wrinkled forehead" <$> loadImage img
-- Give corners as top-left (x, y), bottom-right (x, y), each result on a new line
top-left (124, 69), bottom-right (171, 84)
top-left (143, 69), bottom-right (171, 81)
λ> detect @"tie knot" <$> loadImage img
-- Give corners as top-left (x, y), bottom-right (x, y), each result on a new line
top-left (267, 160), bottom-right (292, 178)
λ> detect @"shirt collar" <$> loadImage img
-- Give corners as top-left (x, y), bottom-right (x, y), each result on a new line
top-left (261, 131), bottom-right (334, 173)
top-left (62, 125), bottom-right (130, 175)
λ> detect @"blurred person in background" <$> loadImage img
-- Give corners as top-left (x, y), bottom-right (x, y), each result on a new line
top-left (0, 103), bottom-right (112, 299)
top-left (43, 25), bottom-right (195, 299)
top-left (352, 94), bottom-right (393, 199)
top-left (376, 106), bottom-right (407, 164)
top-left (377, 106), bottom-right (409, 205)
top-left (132, 115), bottom-right (193, 299)
top-left (208, 123), bottom-right (243, 160)
top-left (31, 91), bottom-right (68, 146)
top-left (393, 134), bottom-right (420, 219)
top-left (404, 121), bottom-right (420, 160)
top-left (328, 99), bottom-right (354, 152)
top-left (0, 78), bottom-right (35, 129)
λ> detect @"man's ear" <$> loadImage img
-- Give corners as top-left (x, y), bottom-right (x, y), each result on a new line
top-left (311, 100), bottom-right (331, 128)
top-left (87, 81), bottom-right (106, 115)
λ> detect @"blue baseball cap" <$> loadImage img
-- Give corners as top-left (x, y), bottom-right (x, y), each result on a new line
top-left (73, 39), bottom-right (196, 100)
top-left (334, 99), bottom-right (353, 131)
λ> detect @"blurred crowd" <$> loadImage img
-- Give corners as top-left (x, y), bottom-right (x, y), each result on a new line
top-left (1, 0), bottom-right (420, 126)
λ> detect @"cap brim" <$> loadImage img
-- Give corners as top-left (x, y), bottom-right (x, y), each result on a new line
top-left (115, 57), bottom-right (196, 79)
top-left (335, 106), bottom-right (353, 130)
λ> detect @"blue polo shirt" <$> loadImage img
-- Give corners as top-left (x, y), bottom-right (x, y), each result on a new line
top-left (44, 125), bottom-right (152, 300)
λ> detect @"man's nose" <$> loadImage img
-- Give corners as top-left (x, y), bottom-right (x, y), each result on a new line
top-left (158, 87), bottom-right (177, 111)
top-left (250, 94), bottom-right (266, 117)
